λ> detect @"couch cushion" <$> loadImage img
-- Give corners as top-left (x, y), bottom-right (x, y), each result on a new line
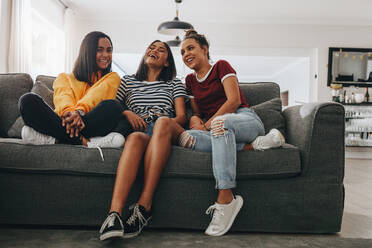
top-left (251, 98), bottom-right (286, 136)
top-left (166, 145), bottom-right (300, 179)
top-left (7, 81), bottom-right (55, 138)
top-left (0, 141), bottom-right (301, 179)
top-left (0, 74), bottom-right (33, 137)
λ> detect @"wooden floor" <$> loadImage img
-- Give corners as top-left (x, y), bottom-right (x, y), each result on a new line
top-left (339, 158), bottom-right (372, 238)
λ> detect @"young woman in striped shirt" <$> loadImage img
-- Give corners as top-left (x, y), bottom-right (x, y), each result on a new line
top-left (99, 40), bottom-right (188, 241)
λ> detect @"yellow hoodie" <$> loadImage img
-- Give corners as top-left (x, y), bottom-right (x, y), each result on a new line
top-left (53, 71), bottom-right (121, 116)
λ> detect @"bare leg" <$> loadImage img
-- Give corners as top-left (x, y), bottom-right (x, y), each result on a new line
top-left (242, 143), bottom-right (254, 151)
top-left (109, 132), bottom-right (151, 215)
top-left (81, 137), bottom-right (89, 146)
top-left (137, 117), bottom-right (184, 211)
top-left (217, 189), bottom-right (234, 204)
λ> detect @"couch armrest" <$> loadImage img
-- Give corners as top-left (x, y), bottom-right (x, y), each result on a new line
top-left (283, 102), bottom-right (345, 183)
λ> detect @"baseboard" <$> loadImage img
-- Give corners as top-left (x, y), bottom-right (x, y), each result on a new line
top-left (345, 146), bottom-right (372, 159)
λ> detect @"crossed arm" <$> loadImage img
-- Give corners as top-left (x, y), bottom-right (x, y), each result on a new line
top-left (189, 76), bottom-right (241, 131)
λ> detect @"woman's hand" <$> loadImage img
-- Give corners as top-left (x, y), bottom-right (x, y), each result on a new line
top-left (123, 110), bottom-right (147, 131)
top-left (62, 111), bottom-right (85, 138)
top-left (189, 115), bottom-right (207, 131)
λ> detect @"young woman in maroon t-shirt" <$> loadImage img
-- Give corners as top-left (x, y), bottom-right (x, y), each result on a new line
top-left (178, 30), bottom-right (285, 236)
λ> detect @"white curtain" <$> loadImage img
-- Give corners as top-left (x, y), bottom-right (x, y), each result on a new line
top-left (64, 8), bottom-right (77, 72)
top-left (8, 0), bottom-right (32, 73)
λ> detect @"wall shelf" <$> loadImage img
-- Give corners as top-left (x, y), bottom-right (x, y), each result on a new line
top-left (331, 81), bottom-right (372, 88)
top-left (344, 105), bottom-right (372, 147)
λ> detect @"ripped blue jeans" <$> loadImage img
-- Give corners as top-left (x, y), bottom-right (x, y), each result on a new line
top-left (184, 107), bottom-right (264, 189)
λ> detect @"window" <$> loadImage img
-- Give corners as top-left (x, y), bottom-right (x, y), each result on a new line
top-left (30, 8), bottom-right (65, 78)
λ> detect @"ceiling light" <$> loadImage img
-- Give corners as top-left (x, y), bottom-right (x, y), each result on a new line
top-left (157, 0), bottom-right (194, 36)
top-left (165, 36), bottom-right (181, 47)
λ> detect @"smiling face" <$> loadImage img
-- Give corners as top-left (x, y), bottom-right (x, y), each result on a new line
top-left (96, 37), bottom-right (113, 70)
top-left (181, 38), bottom-right (209, 71)
top-left (144, 41), bottom-right (169, 69)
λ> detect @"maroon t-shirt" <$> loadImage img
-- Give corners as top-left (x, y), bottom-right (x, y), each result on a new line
top-left (185, 60), bottom-right (249, 120)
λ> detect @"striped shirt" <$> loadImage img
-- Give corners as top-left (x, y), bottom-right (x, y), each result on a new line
top-left (116, 75), bottom-right (187, 123)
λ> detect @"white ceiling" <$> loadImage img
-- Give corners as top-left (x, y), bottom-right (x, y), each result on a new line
top-left (65, 0), bottom-right (372, 26)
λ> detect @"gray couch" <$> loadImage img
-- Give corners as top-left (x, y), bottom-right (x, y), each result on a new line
top-left (0, 73), bottom-right (345, 233)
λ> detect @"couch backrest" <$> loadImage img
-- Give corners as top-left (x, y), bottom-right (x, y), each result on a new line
top-left (239, 82), bottom-right (280, 106)
top-left (0, 73), bottom-right (33, 137)
top-left (0, 73), bottom-right (281, 137)
top-left (34, 76), bottom-right (281, 106)
top-left (32, 76), bottom-right (282, 107)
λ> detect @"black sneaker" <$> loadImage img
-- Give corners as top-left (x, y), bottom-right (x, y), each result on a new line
top-left (99, 212), bottom-right (124, 241)
top-left (123, 204), bottom-right (152, 238)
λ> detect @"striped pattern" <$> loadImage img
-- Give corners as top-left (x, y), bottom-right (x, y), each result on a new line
top-left (116, 75), bottom-right (187, 123)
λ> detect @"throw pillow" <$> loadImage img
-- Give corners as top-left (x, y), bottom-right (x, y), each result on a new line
top-left (251, 98), bottom-right (286, 136)
top-left (7, 116), bottom-right (24, 138)
top-left (31, 81), bottom-right (55, 109)
top-left (7, 81), bottom-right (54, 138)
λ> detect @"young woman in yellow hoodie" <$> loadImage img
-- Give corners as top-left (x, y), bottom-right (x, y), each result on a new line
top-left (19, 31), bottom-right (124, 148)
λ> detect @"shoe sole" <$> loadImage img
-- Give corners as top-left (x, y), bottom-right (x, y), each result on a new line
top-left (123, 216), bottom-right (152, 239)
top-left (274, 129), bottom-right (285, 145)
top-left (99, 230), bottom-right (124, 241)
top-left (205, 196), bottom-right (244, 236)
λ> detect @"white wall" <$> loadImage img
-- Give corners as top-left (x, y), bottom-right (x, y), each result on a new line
top-left (274, 58), bottom-right (310, 106)
top-left (71, 19), bottom-right (372, 103)
top-left (0, 0), bottom-right (11, 73)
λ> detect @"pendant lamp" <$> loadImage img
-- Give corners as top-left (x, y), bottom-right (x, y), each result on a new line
top-left (165, 36), bottom-right (181, 47)
top-left (157, 0), bottom-right (194, 37)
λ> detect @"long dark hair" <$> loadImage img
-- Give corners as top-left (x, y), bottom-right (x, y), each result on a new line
top-left (134, 40), bottom-right (176, 82)
top-left (73, 31), bottom-right (113, 85)
top-left (183, 30), bottom-right (210, 60)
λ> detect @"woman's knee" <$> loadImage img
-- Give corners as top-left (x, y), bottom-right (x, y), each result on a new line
top-left (155, 116), bottom-right (172, 126)
top-left (96, 100), bottom-right (122, 121)
top-left (178, 131), bottom-right (196, 149)
top-left (153, 117), bottom-right (172, 133)
top-left (18, 93), bottom-right (42, 113)
top-left (98, 99), bottom-right (121, 111)
top-left (211, 116), bottom-right (228, 137)
top-left (126, 132), bottom-right (150, 143)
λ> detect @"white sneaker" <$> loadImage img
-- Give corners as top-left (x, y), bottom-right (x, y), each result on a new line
top-left (205, 195), bottom-right (244, 236)
top-left (87, 132), bottom-right (125, 148)
top-left (21, 126), bottom-right (55, 145)
top-left (252, 128), bottom-right (285, 151)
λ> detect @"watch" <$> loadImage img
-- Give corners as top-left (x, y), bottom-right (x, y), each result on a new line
top-left (76, 109), bottom-right (85, 116)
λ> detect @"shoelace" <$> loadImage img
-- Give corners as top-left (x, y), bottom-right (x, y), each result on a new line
top-left (205, 204), bottom-right (224, 225)
top-left (126, 204), bottom-right (148, 227)
top-left (100, 212), bottom-right (122, 233)
top-left (92, 145), bottom-right (105, 162)
top-left (89, 135), bottom-right (117, 162)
